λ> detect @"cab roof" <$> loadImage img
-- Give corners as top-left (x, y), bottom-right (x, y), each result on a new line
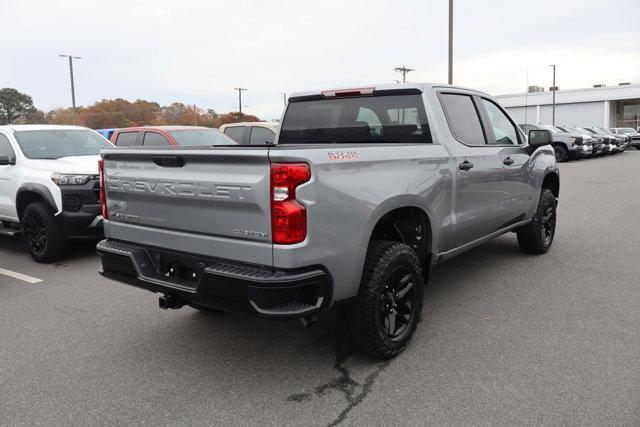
top-left (116, 125), bottom-right (211, 132)
top-left (288, 82), bottom-right (488, 99)
top-left (220, 121), bottom-right (279, 128)
top-left (0, 124), bottom-right (90, 132)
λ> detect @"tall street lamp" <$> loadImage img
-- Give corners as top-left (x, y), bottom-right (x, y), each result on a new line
top-left (550, 64), bottom-right (556, 125)
top-left (59, 55), bottom-right (81, 125)
top-left (448, 0), bottom-right (453, 84)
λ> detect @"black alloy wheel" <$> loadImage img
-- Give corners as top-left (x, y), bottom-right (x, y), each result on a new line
top-left (21, 201), bottom-right (67, 263)
top-left (517, 188), bottom-right (557, 255)
top-left (541, 204), bottom-right (556, 246)
top-left (352, 241), bottom-right (424, 359)
top-left (24, 210), bottom-right (48, 256)
top-left (379, 266), bottom-right (416, 340)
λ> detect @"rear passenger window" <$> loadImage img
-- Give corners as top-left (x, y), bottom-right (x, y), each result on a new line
top-left (143, 132), bottom-right (170, 146)
top-left (440, 94), bottom-right (486, 145)
top-left (115, 132), bottom-right (138, 147)
top-left (224, 127), bottom-right (245, 143)
top-left (481, 99), bottom-right (519, 145)
top-left (249, 127), bottom-right (275, 145)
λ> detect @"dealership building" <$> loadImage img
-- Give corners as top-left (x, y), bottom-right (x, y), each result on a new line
top-left (496, 83), bottom-right (640, 129)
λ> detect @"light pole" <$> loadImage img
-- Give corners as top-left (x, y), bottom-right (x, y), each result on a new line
top-left (448, 0), bottom-right (453, 84)
top-left (59, 55), bottom-right (81, 125)
top-left (280, 92), bottom-right (287, 109)
top-left (550, 64), bottom-right (556, 125)
top-left (234, 87), bottom-right (247, 115)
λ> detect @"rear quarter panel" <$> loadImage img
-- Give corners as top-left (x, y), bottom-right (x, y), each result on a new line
top-left (269, 144), bottom-right (453, 301)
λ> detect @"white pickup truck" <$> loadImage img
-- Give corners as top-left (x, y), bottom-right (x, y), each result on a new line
top-left (0, 125), bottom-right (112, 262)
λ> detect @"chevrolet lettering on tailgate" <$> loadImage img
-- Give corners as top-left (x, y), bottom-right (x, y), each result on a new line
top-left (108, 177), bottom-right (253, 201)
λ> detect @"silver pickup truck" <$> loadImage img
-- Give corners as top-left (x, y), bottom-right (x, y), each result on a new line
top-left (97, 83), bottom-right (559, 359)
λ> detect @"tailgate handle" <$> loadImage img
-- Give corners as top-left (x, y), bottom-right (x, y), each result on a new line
top-left (151, 156), bottom-right (185, 167)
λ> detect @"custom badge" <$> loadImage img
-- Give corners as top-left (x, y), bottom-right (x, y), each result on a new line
top-left (327, 149), bottom-right (359, 161)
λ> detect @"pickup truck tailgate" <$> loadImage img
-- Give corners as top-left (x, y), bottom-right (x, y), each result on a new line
top-left (101, 148), bottom-right (273, 266)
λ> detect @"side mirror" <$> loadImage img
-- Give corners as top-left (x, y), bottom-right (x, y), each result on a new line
top-left (528, 129), bottom-right (552, 147)
top-left (0, 155), bottom-right (15, 165)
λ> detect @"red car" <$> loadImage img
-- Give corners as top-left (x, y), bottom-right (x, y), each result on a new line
top-left (110, 126), bottom-right (236, 147)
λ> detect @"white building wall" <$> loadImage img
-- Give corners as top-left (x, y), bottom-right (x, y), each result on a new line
top-left (496, 84), bottom-right (640, 127)
top-left (539, 102), bottom-right (605, 126)
top-left (505, 101), bottom-right (605, 125)
top-left (503, 106), bottom-right (537, 124)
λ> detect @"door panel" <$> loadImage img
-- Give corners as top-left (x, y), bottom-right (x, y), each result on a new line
top-left (0, 134), bottom-right (17, 219)
top-left (479, 97), bottom-right (536, 225)
top-left (438, 92), bottom-right (509, 247)
top-left (0, 164), bottom-right (17, 219)
top-left (500, 147), bottom-right (537, 223)
top-left (453, 148), bottom-right (506, 246)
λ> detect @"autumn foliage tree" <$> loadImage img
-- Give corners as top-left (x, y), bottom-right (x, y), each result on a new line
top-left (38, 98), bottom-right (261, 128)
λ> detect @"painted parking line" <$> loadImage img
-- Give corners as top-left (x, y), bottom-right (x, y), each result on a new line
top-left (0, 268), bottom-right (43, 284)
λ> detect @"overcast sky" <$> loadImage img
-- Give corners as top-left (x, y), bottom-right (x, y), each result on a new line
top-left (2, 0), bottom-right (639, 120)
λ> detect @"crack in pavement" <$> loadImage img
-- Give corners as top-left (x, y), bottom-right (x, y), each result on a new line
top-left (326, 359), bottom-right (389, 426)
top-left (286, 356), bottom-right (390, 426)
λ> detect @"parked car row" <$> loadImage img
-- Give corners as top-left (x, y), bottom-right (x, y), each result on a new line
top-left (0, 122), bottom-right (276, 261)
top-left (519, 123), bottom-right (639, 162)
top-left (98, 122), bottom-right (279, 148)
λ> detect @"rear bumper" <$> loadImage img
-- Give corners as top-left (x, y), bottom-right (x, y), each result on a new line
top-left (96, 239), bottom-right (333, 317)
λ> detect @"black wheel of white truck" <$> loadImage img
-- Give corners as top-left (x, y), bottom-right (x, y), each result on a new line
top-left (553, 144), bottom-right (568, 162)
top-left (517, 189), bottom-right (556, 255)
top-left (355, 241), bottom-right (423, 359)
top-left (22, 202), bottom-right (67, 263)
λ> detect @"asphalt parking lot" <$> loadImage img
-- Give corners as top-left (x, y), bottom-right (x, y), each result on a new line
top-left (1, 151), bottom-right (640, 425)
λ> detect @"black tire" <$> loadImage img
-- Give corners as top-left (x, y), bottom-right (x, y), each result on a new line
top-left (517, 189), bottom-right (557, 255)
top-left (353, 241), bottom-right (424, 359)
top-left (553, 144), bottom-right (568, 162)
top-left (21, 202), bottom-right (67, 263)
top-left (636, 146), bottom-right (640, 150)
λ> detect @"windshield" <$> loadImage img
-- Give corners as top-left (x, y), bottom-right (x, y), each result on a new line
top-left (616, 128), bottom-right (639, 134)
top-left (586, 127), bottom-right (605, 135)
top-left (541, 125), bottom-right (564, 133)
top-left (279, 93), bottom-right (432, 144)
top-left (573, 127), bottom-right (592, 134)
top-left (14, 129), bottom-right (112, 159)
top-left (168, 128), bottom-right (238, 146)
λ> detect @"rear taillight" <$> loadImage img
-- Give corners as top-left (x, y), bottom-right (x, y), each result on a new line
top-left (270, 162), bottom-right (310, 244)
top-left (98, 159), bottom-right (108, 219)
